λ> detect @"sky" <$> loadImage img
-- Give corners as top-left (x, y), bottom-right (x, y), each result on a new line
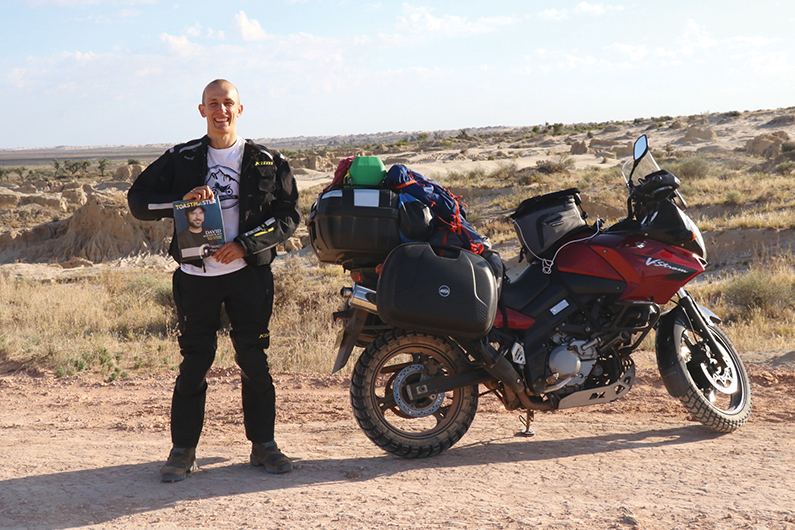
top-left (2, 0), bottom-right (795, 149)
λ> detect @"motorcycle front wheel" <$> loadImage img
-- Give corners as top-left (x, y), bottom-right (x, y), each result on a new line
top-left (350, 329), bottom-right (479, 458)
top-left (670, 314), bottom-right (752, 432)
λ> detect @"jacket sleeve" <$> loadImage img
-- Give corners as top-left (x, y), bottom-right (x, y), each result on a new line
top-left (127, 150), bottom-right (184, 221)
top-left (235, 153), bottom-right (301, 256)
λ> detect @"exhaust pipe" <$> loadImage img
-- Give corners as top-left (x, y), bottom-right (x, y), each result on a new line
top-left (342, 283), bottom-right (378, 314)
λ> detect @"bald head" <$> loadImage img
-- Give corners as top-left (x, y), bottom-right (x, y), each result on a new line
top-left (202, 79), bottom-right (239, 106)
top-left (198, 79), bottom-right (244, 148)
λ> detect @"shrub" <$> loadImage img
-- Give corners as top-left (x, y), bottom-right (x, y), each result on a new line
top-left (298, 184), bottom-right (324, 217)
top-left (774, 161), bottom-right (795, 175)
top-left (487, 161), bottom-right (519, 181)
top-left (536, 154), bottom-right (574, 174)
top-left (723, 267), bottom-right (794, 314)
top-left (725, 190), bottom-right (741, 203)
top-left (664, 157), bottom-right (709, 180)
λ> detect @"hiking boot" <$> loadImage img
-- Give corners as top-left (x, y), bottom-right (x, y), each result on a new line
top-left (250, 441), bottom-right (292, 474)
top-left (160, 447), bottom-right (197, 482)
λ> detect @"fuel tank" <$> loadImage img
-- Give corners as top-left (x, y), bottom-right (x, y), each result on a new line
top-left (555, 233), bottom-right (704, 304)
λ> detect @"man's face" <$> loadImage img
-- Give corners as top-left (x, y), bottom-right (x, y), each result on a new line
top-left (199, 82), bottom-right (243, 138)
top-left (186, 208), bottom-right (204, 229)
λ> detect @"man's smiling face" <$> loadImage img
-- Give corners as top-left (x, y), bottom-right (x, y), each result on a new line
top-left (199, 81), bottom-right (243, 145)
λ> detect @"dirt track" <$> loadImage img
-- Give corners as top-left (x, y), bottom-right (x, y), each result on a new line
top-left (1, 351), bottom-right (795, 530)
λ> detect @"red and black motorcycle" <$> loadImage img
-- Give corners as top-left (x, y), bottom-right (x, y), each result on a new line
top-left (308, 135), bottom-right (752, 458)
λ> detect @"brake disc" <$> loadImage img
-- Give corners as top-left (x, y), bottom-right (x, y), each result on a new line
top-left (392, 364), bottom-right (445, 417)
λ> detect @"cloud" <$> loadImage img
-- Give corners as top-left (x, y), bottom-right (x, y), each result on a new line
top-left (574, 2), bottom-right (624, 15)
top-left (676, 19), bottom-right (717, 55)
top-left (540, 3), bottom-right (623, 20)
top-left (561, 53), bottom-right (613, 70)
top-left (233, 11), bottom-right (271, 42)
top-left (207, 28), bottom-right (226, 40)
top-left (72, 9), bottom-right (142, 24)
top-left (609, 43), bottom-right (648, 62)
top-left (160, 33), bottom-right (203, 57)
top-left (737, 51), bottom-right (788, 76)
top-left (24, 0), bottom-right (155, 5)
top-left (396, 4), bottom-right (520, 36)
top-left (534, 18), bottom-right (757, 74)
top-left (184, 22), bottom-right (225, 40)
top-left (539, 9), bottom-right (567, 20)
top-left (185, 22), bottom-right (202, 38)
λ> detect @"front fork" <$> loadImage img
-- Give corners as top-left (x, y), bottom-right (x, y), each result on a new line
top-left (656, 288), bottom-right (724, 398)
top-left (674, 288), bottom-right (723, 354)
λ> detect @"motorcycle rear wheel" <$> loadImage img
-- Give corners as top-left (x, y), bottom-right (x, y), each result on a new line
top-left (350, 329), bottom-right (479, 458)
top-left (671, 315), bottom-right (752, 432)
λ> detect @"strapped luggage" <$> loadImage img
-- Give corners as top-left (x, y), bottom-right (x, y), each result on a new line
top-left (307, 188), bottom-right (401, 269)
top-left (383, 165), bottom-right (486, 254)
top-left (511, 188), bottom-right (587, 259)
top-left (376, 242), bottom-right (498, 339)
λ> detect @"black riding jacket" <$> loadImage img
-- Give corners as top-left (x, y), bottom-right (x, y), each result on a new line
top-left (127, 136), bottom-right (300, 267)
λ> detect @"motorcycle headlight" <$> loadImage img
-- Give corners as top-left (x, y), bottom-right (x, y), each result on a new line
top-left (680, 210), bottom-right (707, 260)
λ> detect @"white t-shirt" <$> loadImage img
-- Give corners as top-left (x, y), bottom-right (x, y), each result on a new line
top-left (181, 136), bottom-right (248, 277)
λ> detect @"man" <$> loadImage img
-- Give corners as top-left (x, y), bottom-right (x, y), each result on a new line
top-left (128, 79), bottom-right (300, 482)
top-left (176, 204), bottom-right (212, 263)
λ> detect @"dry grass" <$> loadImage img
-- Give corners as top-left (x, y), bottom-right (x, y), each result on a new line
top-left (0, 270), bottom-right (179, 380)
top-left (686, 253), bottom-right (795, 352)
top-left (0, 254), bottom-right (351, 380)
top-left (270, 254), bottom-right (351, 373)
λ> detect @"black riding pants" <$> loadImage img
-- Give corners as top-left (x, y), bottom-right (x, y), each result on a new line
top-left (171, 265), bottom-right (275, 448)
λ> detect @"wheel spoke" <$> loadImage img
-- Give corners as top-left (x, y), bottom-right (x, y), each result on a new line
top-left (432, 405), bottom-right (451, 425)
top-left (379, 361), bottom-right (413, 375)
top-left (377, 393), bottom-right (397, 410)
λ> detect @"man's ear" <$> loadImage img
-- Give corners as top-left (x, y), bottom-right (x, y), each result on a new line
top-left (237, 104), bottom-right (244, 117)
top-left (199, 104), bottom-right (207, 118)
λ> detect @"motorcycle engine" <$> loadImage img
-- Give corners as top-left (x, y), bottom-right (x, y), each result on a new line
top-left (547, 335), bottom-right (601, 389)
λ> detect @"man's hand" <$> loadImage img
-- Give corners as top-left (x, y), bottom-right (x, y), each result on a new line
top-left (183, 186), bottom-right (214, 202)
top-left (214, 241), bottom-right (245, 264)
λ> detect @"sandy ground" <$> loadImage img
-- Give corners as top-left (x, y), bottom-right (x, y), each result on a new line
top-left (1, 350), bottom-right (794, 530)
top-left (2, 109), bottom-right (795, 529)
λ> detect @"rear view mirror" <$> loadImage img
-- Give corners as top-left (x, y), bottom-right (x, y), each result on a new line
top-left (633, 135), bottom-right (648, 162)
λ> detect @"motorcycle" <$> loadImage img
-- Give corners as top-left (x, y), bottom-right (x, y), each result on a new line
top-left (311, 135), bottom-right (752, 458)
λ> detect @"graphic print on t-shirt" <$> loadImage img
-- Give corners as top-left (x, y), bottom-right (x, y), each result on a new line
top-left (207, 165), bottom-right (240, 210)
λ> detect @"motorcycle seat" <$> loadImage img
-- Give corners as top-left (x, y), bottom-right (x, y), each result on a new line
top-left (501, 261), bottom-right (550, 312)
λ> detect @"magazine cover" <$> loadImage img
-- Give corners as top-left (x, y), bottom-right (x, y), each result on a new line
top-left (172, 198), bottom-right (226, 264)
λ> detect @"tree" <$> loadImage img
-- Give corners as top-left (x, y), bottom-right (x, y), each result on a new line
top-left (52, 159), bottom-right (61, 173)
top-left (64, 160), bottom-right (80, 175)
top-left (98, 158), bottom-right (109, 177)
top-left (63, 160), bottom-right (91, 176)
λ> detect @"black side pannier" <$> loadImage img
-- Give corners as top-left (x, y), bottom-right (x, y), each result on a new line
top-left (511, 188), bottom-right (587, 258)
top-left (307, 188), bottom-right (401, 269)
top-left (376, 243), bottom-right (498, 339)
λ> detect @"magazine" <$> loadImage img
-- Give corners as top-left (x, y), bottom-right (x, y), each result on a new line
top-left (172, 198), bottom-right (226, 264)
